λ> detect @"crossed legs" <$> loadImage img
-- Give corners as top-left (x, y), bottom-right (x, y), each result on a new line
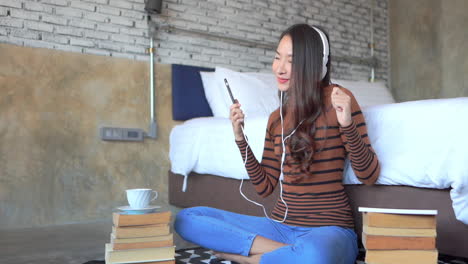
top-left (214, 235), bottom-right (287, 264)
top-left (174, 206), bottom-right (291, 263)
top-left (174, 206), bottom-right (358, 264)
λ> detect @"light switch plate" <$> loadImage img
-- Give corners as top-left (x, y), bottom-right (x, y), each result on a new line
top-left (100, 127), bottom-right (144, 141)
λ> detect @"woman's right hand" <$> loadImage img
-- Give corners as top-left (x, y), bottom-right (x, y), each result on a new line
top-left (229, 99), bottom-right (245, 141)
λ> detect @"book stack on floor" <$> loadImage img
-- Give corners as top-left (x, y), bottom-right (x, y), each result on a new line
top-left (359, 207), bottom-right (438, 264)
top-left (105, 211), bottom-right (175, 264)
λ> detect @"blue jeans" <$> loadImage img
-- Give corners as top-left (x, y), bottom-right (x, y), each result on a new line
top-left (175, 206), bottom-right (358, 264)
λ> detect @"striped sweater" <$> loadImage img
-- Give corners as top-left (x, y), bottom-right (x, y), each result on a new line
top-left (236, 85), bottom-right (380, 228)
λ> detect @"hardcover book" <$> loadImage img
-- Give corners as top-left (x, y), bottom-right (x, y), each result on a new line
top-left (365, 249), bottom-right (438, 264)
top-left (112, 224), bottom-right (170, 239)
top-left (111, 233), bottom-right (174, 250)
top-left (113, 211), bottom-right (172, 227)
top-left (105, 243), bottom-right (175, 264)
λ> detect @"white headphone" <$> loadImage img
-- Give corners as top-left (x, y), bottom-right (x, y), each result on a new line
top-left (312, 26), bottom-right (330, 80)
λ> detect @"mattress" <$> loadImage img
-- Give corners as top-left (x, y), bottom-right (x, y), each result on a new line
top-left (170, 97), bottom-right (468, 224)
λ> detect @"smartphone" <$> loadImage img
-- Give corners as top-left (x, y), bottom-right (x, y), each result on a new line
top-left (225, 78), bottom-right (243, 128)
top-left (224, 78), bottom-right (236, 104)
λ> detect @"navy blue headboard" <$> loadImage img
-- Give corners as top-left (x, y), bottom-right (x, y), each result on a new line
top-left (171, 64), bottom-right (215, 121)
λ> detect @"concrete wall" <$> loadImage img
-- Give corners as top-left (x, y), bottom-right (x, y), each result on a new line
top-left (439, 0), bottom-right (468, 98)
top-left (0, 43), bottom-right (178, 228)
top-left (0, 0), bottom-right (389, 81)
top-left (389, 0), bottom-right (468, 101)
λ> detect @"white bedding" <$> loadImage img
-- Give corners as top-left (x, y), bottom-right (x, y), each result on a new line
top-left (169, 97), bottom-right (468, 224)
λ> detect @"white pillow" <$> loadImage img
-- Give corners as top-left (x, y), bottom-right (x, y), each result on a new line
top-left (332, 79), bottom-right (395, 108)
top-left (202, 74), bottom-right (394, 115)
top-left (200, 71), bottom-right (220, 115)
top-left (203, 67), bottom-right (279, 118)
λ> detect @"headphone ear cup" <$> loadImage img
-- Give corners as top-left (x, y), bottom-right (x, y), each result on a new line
top-left (312, 26), bottom-right (329, 80)
top-left (322, 54), bottom-right (328, 79)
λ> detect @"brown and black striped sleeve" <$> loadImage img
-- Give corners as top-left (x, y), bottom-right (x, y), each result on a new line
top-left (339, 90), bottom-right (380, 185)
top-left (235, 115), bottom-right (281, 197)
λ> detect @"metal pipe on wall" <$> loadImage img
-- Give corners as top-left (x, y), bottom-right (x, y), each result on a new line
top-left (150, 37), bottom-right (154, 122)
top-left (370, 0), bottom-right (375, 82)
top-left (99, 26), bottom-right (157, 141)
top-left (146, 36), bottom-right (157, 139)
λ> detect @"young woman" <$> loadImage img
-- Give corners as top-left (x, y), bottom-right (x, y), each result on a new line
top-left (175, 23), bottom-right (380, 264)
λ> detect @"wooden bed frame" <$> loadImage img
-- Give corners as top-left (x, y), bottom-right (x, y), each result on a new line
top-left (169, 171), bottom-right (468, 258)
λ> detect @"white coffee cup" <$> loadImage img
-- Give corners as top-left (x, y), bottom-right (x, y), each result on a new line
top-left (126, 188), bottom-right (158, 209)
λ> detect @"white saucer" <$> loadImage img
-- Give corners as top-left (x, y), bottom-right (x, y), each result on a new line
top-left (117, 205), bottom-right (161, 215)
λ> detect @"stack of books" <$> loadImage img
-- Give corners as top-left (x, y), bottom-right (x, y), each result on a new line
top-left (359, 207), bottom-right (438, 264)
top-left (105, 211), bottom-right (175, 264)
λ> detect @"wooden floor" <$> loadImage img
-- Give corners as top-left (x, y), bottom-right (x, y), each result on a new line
top-left (0, 220), bottom-right (195, 264)
top-left (0, 221), bottom-right (110, 264)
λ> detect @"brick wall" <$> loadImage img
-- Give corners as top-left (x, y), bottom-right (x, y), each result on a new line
top-left (0, 0), bottom-right (149, 59)
top-left (0, 0), bottom-right (389, 81)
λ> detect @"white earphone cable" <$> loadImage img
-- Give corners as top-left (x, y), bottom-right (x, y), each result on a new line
top-left (238, 91), bottom-right (303, 224)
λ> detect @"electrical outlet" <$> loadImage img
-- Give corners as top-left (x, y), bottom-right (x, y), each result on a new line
top-left (100, 127), bottom-right (144, 141)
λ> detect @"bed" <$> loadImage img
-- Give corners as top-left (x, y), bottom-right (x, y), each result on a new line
top-left (168, 64), bottom-right (468, 258)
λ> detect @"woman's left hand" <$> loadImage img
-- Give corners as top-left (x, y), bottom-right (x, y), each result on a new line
top-left (331, 86), bottom-right (353, 127)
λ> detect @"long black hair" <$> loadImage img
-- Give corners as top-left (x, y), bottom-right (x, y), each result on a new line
top-left (274, 23), bottom-right (332, 182)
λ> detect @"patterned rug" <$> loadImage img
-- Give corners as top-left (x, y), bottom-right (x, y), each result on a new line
top-left (174, 247), bottom-right (468, 264)
top-left (83, 247), bottom-right (468, 264)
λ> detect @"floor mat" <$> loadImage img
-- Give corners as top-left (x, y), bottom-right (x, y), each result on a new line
top-left (83, 247), bottom-right (468, 264)
top-left (174, 247), bottom-right (468, 264)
